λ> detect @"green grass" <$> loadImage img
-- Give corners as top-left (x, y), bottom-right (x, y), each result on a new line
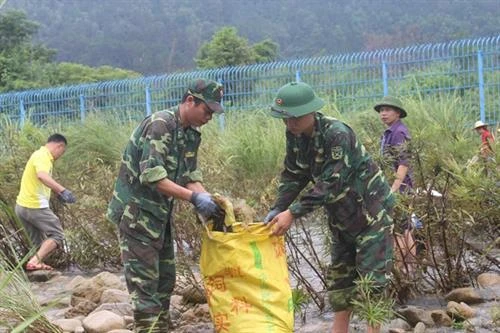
top-left (351, 273), bottom-right (395, 328)
top-left (0, 244), bottom-right (63, 332)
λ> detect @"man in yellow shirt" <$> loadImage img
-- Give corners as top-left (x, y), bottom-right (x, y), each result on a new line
top-left (15, 133), bottom-right (76, 271)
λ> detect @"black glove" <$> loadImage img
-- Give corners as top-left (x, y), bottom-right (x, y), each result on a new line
top-left (190, 192), bottom-right (220, 218)
top-left (59, 189), bottom-right (76, 204)
top-left (263, 208), bottom-right (281, 224)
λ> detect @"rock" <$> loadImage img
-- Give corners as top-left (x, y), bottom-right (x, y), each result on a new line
top-left (91, 271), bottom-right (125, 290)
top-left (170, 306), bottom-right (182, 322)
top-left (82, 310), bottom-right (126, 333)
top-left (66, 275), bottom-right (87, 290)
top-left (444, 287), bottom-right (482, 304)
top-left (50, 295), bottom-right (72, 308)
top-left (447, 301), bottom-right (476, 320)
top-left (430, 309), bottom-right (452, 326)
top-left (170, 294), bottom-right (183, 307)
top-left (174, 323), bottom-right (213, 333)
top-left (413, 322), bottom-right (426, 333)
top-left (388, 329), bottom-right (406, 333)
top-left (53, 318), bottom-right (82, 332)
top-left (71, 280), bottom-right (105, 306)
top-left (100, 288), bottom-right (129, 304)
top-left (477, 272), bottom-right (500, 288)
top-left (192, 303), bottom-right (210, 320)
top-left (26, 270), bottom-right (61, 282)
top-left (477, 286), bottom-right (500, 301)
top-left (388, 317), bottom-right (411, 331)
top-left (65, 299), bottom-right (98, 318)
top-left (180, 308), bottom-right (197, 323)
top-left (123, 315), bottom-right (134, 325)
top-left (397, 305), bottom-right (434, 327)
top-left (91, 302), bottom-right (133, 317)
top-left (179, 285), bottom-right (206, 304)
top-left (458, 302), bottom-right (476, 318)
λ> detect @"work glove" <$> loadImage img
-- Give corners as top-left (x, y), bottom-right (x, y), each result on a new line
top-left (190, 192), bottom-right (221, 218)
top-left (59, 189), bottom-right (76, 204)
top-left (263, 208), bottom-right (281, 224)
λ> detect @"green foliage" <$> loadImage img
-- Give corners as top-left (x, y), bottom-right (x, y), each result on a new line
top-left (252, 38), bottom-right (279, 63)
top-left (195, 26), bottom-right (278, 69)
top-left (351, 274), bottom-right (395, 328)
top-left (195, 27), bottom-right (255, 69)
top-left (292, 287), bottom-right (310, 312)
top-left (0, 9), bottom-right (139, 92)
top-left (0, 10), bottom-right (38, 52)
top-left (61, 111), bottom-right (134, 166)
top-left (199, 109), bottom-right (285, 201)
top-left (395, 61), bottom-right (465, 96)
top-left (47, 62), bottom-right (141, 86)
top-left (291, 287), bottom-right (310, 323)
top-left (0, 245), bottom-right (62, 332)
top-left (451, 318), bottom-right (465, 329)
top-left (0, 10), bottom-right (56, 91)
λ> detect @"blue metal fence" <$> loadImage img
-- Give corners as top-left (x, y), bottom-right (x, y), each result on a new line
top-left (0, 35), bottom-right (499, 126)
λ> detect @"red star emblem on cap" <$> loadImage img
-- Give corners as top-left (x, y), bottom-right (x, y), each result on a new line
top-left (276, 98), bottom-right (283, 105)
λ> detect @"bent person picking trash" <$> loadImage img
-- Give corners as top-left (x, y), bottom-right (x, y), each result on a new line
top-left (264, 82), bottom-right (394, 333)
top-left (16, 133), bottom-right (76, 272)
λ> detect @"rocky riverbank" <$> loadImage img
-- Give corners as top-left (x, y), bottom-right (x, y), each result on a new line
top-left (24, 269), bottom-right (500, 333)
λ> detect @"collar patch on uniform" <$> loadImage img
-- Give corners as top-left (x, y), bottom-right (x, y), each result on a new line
top-left (185, 151), bottom-right (195, 158)
top-left (331, 146), bottom-right (343, 160)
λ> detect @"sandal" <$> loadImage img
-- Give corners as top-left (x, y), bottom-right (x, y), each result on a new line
top-left (26, 262), bottom-right (53, 271)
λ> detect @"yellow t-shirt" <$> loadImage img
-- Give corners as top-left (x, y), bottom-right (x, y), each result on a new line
top-left (16, 146), bottom-right (54, 208)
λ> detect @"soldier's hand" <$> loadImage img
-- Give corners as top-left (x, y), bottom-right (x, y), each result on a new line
top-left (59, 189), bottom-right (76, 204)
top-left (263, 208), bottom-right (281, 224)
top-left (190, 192), bottom-right (221, 218)
top-left (267, 210), bottom-right (293, 236)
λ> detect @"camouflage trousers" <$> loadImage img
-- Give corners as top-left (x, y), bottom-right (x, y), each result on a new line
top-left (120, 225), bottom-right (175, 333)
top-left (326, 206), bottom-right (394, 312)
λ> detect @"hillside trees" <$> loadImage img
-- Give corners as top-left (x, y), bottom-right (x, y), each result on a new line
top-left (195, 27), bottom-right (279, 69)
top-left (6, 0), bottom-right (500, 74)
top-left (0, 10), bottom-right (56, 91)
top-left (0, 10), bottom-right (139, 93)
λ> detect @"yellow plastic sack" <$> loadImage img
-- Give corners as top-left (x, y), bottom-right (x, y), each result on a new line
top-left (200, 223), bottom-right (294, 333)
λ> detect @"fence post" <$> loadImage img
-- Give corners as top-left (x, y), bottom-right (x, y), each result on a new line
top-left (19, 98), bottom-right (25, 127)
top-left (80, 94), bottom-right (86, 122)
top-left (382, 61), bottom-right (388, 96)
top-left (477, 50), bottom-right (485, 122)
top-left (145, 86), bottom-right (152, 116)
top-left (295, 70), bottom-right (301, 82)
top-left (218, 78), bottom-right (225, 131)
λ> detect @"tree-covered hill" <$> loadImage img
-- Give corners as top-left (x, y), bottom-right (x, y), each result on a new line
top-left (4, 0), bottom-right (500, 75)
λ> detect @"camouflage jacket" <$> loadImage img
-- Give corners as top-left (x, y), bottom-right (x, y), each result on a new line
top-left (106, 108), bottom-right (202, 239)
top-left (272, 112), bottom-right (393, 222)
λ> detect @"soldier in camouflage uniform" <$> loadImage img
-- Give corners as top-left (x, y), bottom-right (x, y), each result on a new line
top-left (264, 82), bottom-right (394, 333)
top-left (106, 79), bottom-right (224, 333)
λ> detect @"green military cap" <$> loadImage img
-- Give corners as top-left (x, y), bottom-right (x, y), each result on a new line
top-left (187, 78), bottom-right (224, 114)
top-left (271, 82), bottom-right (325, 118)
top-left (374, 96), bottom-right (407, 118)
